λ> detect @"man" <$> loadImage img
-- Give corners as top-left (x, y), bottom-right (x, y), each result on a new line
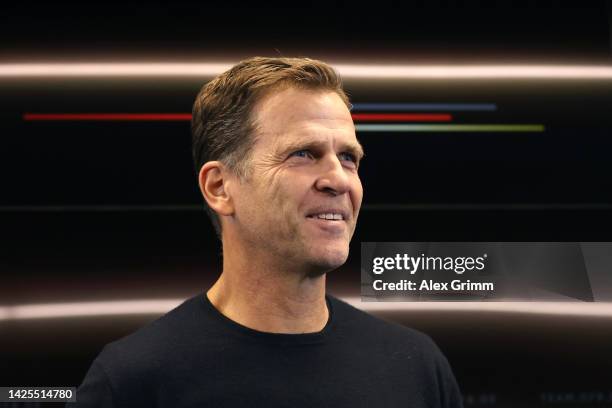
top-left (71, 56), bottom-right (463, 407)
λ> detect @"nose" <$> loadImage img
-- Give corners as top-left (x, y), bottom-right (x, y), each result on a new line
top-left (314, 154), bottom-right (351, 196)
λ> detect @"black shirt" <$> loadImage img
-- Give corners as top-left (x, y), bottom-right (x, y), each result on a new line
top-left (70, 293), bottom-right (463, 407)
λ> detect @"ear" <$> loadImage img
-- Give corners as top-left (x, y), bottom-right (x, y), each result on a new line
top-left (198, 161), bottom-right (235, 217)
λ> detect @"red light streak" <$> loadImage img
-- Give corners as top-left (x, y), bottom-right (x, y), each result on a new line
top-left (23, 113), bottom-right (192, 121)
top-left (351, 113), bottom-right (452, 122)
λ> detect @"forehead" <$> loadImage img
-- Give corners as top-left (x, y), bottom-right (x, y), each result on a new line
top-left (250, 87), bottom-right (357, 149)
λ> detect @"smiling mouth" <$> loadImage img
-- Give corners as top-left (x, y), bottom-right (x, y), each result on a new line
top-left (306, 213), bottom-right (345, 221)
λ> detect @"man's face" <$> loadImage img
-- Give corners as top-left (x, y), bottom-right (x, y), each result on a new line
top-left (228, 87), bottom-right (364, 275)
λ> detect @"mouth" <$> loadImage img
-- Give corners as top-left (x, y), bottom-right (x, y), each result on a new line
top-left (305, 209), bottom-right (350, 235)
top-left (306, 213), bottom-right (345, 221)
top-left (305, 209), bottom-right (349, 222)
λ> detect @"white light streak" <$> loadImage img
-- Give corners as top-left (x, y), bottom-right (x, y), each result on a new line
top-left (1, 297), bottom-right (612, 321)
top-left (0, 63), bottom-right (231, 78)
top-left (346, 297), bottom-right (612, 318)
top-left (0, 299), bottom-right (181, 320)
top-left (338, 65), bottom-right (612, 79)
top-left (1, 63), bottom-right (612, 79)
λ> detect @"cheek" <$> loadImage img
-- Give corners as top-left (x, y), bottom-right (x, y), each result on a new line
top-left (272, 176), bottom-right (313, 224)
top-left (351, 176), bottom-right (364, 211)
top-left (263, 176), bottom-right (300, 215)
top-left (255, 167), bottom-right (313, 222)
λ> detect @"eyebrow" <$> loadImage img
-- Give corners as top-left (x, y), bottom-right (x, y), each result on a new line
top-left (276, 137), bottom-right (365, 161)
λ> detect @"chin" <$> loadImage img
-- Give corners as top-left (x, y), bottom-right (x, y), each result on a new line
top-left (308, 243), bottom-right (349, 273)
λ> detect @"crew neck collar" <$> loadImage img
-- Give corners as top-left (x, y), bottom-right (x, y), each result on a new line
top-left (200, 292), bottom-right (335, 345)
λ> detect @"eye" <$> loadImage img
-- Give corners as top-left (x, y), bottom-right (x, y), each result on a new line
top-left (339, 152), bottom-right (356, 162)
top-left (339, 152), bottom-right (358, 167)
top-left (289, 149), bottom-right (313, 159)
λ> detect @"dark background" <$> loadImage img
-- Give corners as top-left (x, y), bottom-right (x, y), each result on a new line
top-left (2, 1), bottom-right (612, 407)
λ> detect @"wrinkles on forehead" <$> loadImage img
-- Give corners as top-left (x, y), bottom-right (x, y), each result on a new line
top-left (248, 87), bottom-right (362, 162)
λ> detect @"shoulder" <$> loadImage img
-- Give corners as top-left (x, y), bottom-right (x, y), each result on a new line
top-left (101, 294), bottom-right (202, 360)
top-left (85, 295), bottom-right (205, 400)
top-left (329, 294), bottom-right (437, 347)
top-left (328, 295), bottom-right (463, 407)
top-left (328, 295), bottom-right (454, 376)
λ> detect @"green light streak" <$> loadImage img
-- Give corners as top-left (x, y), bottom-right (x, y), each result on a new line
top-left (355, 124), bottom-right (545, 132)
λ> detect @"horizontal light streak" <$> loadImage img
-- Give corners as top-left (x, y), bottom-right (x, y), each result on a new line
top-left (0, 299), bottom-right (181, 320)
top-left (355, 124), bottom-right (545, 132)
top-left (1, 297), bottom-right (612, 321)
top-left (0, 63), bottom-right (232, 78)
top-left (352, 103), bottom-right (497, 112)
top-left (2, 63), bottom-right (612, 79)
top-left (23, 113), bottom-right (192, 121)
top-left (351, 298), bottom-right (612, 317)
top-left (23, 113), bottom-right (452, 122)
top-left (351, 113), bottom-right (451, 122)
top-left (340, 65), bottom-right (612, 79)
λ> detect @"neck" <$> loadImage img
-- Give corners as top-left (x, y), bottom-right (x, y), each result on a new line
top-left (206, 235), bottom-right (329, 334)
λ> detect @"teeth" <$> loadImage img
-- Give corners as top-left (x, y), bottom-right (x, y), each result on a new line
top-left (315, 213), bottom-right (344, 220)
